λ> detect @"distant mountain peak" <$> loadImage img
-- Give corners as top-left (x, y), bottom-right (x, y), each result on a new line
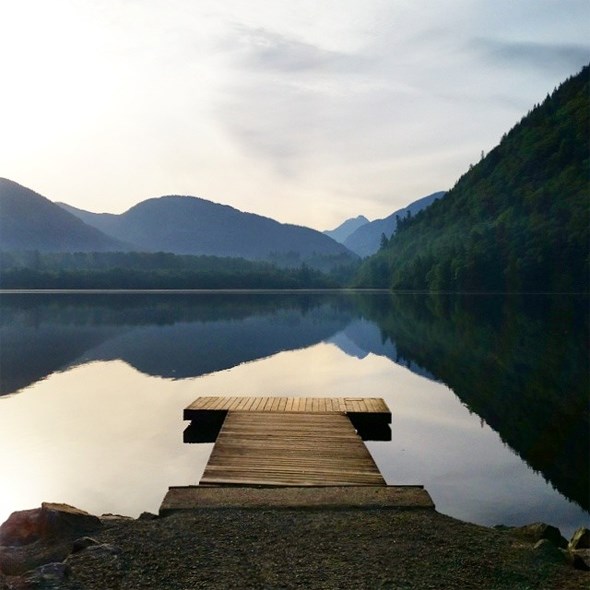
top-left (324, 215), bottom-right (370, 244)
top-left (343, 192), bottom-right (445, 257)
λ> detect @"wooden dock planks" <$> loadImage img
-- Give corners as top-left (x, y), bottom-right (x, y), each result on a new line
top-left (200, 411), bottom-right (386, 487)
top-left (184, 396), bottom-right (391, 421)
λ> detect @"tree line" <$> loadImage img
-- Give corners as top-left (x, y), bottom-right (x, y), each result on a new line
top-left (0, 251), bottom-right (340, 289)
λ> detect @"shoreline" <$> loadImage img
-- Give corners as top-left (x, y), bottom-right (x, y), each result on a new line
top-left (1, 500), bottom-right (589, 589)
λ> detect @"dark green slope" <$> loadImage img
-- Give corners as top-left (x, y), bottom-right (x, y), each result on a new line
top-left (356, 65), bottom-right (589, 292)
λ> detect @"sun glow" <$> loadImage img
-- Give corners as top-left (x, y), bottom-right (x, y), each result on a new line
top-left (0, 2), bottom-right (118, 155)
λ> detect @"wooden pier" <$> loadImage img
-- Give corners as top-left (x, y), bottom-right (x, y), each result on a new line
top-left (161, 396), bottom-right (435, 512)
top-left (186, 396), bottom-right (390, 487)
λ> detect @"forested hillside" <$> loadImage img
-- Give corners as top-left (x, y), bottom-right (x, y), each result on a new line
top-left (355, 65), bottom-right (589, 292)
top-left (344, 191), bottom-right (445, 257)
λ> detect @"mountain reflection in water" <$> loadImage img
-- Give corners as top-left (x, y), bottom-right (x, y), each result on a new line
top-left (0, 291), bottom-right (587, 517)
top-left (0, 292), bottom-right (356, 393)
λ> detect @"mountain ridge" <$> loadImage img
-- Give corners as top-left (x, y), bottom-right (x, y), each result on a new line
top-left (0, 179), bottom-right (357, 266)
top-left (324, 215), bottom-right (369, 243)
top-left (343, 192), bottom-right (445, 257)
top-left (0, 178), bottom-right (128, 252)
top-left (60, 194), bottom-right (355, 262)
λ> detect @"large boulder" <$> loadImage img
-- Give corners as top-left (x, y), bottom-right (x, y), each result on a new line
top-left (533, 539), bottom-right (566, 564)
top-left (567, 527), bottom-right (590, 570)
top-left (569, 527), bottom-right (590, 550)
top-left (0, 503), bottom-right (102, 576)
top-left (0, 503), bottom-right (101, 547)
top-left (500, 522), bottom-right (568, 549)
top-left (8, 562), bottom-right (71, 589)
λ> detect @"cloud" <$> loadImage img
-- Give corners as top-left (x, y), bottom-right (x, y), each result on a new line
top-left (211, 25), bottom-right (379, 178)
top-left (473, 39), bottom-right (590, 73)
top-left (5, 0), bottom-right (590, 228)
top-left (230, 26), bottom-right (368, 75)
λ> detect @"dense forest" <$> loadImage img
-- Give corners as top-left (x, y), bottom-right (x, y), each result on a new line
top-left (0, 251), bottom-right (342, 289)
top-left (355, 65), bottom-right (589, 292)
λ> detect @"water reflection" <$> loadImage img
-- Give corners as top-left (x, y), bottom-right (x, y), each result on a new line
top-left (0, 292), bottom-right (357, 394)
top-left (0, 360), bottom-right (211, 526)
top-left (356, 293), bottom-right (589, 511)
top-left (0, 291), bottom-right (587, 535)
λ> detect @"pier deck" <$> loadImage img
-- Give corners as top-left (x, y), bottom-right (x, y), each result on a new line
top-left (200, 411), bottom-right (385, 486)
top-left (185, 396), bottom-right (389, 487)
top-left (184, 396), bottom-right (391, 420)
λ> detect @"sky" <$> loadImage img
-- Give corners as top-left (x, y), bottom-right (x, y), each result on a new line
top-left (1, 1), bottom-right (588, 231)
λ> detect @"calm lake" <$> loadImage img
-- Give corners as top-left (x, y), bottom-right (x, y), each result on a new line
top-left (0, 291), bottom-right (588, 538)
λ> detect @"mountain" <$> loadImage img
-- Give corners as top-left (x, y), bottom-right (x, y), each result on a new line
top-left (356, 65), bottom-right (589, 292)
top-left (329, 318), bottom-right (437, 381)
top-left (323, 215), bottom-right (369, 243)
top-left (57, 203), bottom-right (120, 236)
top-left (343, 192), bottom-right (445, 257)
top-left (0, 178), bottom-right (126, 252)
top-left (60, 195), bottom-right (355, 263)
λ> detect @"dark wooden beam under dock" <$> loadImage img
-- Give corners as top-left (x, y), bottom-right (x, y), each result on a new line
top-left (161, 485), bottom-right (434, 514)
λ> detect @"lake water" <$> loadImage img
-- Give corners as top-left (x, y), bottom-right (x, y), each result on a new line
top-left (0, 291), bottom-right (588, 539)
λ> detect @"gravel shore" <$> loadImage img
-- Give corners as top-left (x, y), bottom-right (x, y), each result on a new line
top-left (32, 507), bottom-right (589, 590)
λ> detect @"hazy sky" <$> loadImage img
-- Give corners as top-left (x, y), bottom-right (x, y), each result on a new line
top-left (1, 1), bottom-right (588, 230)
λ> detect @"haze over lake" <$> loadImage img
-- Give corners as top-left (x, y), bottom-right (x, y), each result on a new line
top-left (0, 291), bottom-right (588, 539)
